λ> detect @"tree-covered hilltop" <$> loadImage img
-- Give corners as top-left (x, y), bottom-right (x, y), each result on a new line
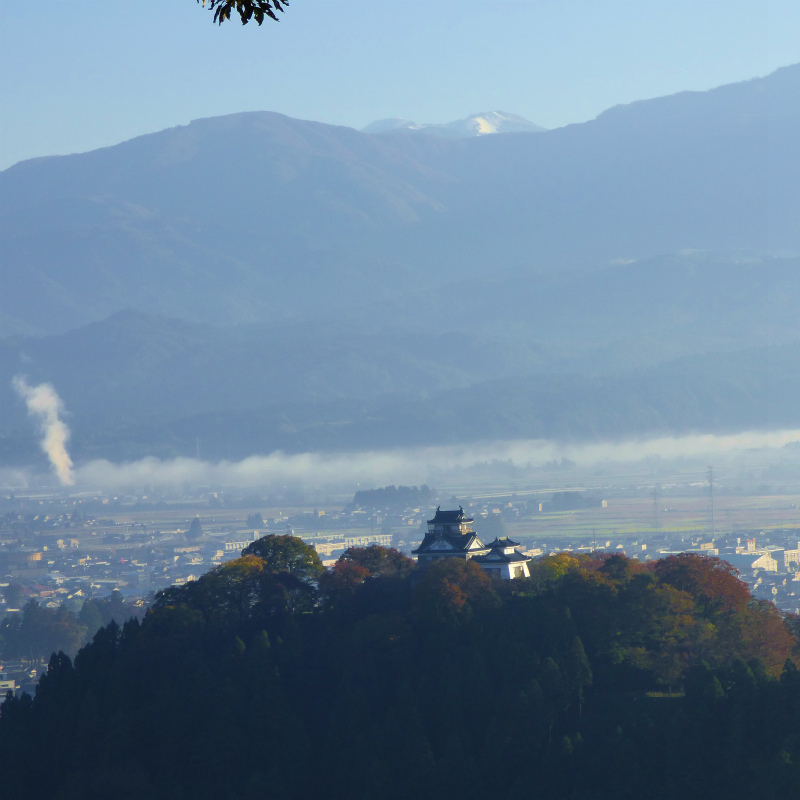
top-left (1, 541), bottom-right (799, 800)
top-left (353, 484), bottom-right (435, 511)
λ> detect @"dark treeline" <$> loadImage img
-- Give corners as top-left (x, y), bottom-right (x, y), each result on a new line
top-left (540, 491), bottom-right (603, 512)
top-left (1, 540), bottom-right (799, 800)
top-left (353, 484), bottom-right (435, 510)
top-left (0, 590), bottom-right (142, 663)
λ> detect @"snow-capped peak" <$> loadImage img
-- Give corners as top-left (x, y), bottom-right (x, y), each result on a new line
top-left (361, 111), bottom-right (546, 138)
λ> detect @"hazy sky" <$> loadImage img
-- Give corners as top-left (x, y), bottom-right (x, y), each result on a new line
top-left (1, 0), bottom-right (798, 170)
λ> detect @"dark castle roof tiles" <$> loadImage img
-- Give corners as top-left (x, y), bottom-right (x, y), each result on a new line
top-left (472, 549), bottom-right (530, 564)
top-left (427, 506), bottom-right (473, 525)
top-left (483, 536), bottom-right (521, 549)
top-left (412, 532), bottom-right (486, 555)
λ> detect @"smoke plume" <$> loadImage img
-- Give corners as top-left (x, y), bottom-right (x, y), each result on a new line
top-left (12, 376), bottom-right (75, 486)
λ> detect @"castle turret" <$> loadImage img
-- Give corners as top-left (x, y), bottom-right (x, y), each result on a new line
top-left (412, 507), bottom-right (488, 564)
top-left (472, 536), bottom-right (531, 580)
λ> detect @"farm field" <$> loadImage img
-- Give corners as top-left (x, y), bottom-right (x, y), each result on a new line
top-left (503, 493), bottom-right (800, 544)
top-left (92, 491), bottom-right (800, 550)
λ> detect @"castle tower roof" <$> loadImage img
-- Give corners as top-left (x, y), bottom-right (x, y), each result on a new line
top-left (427, 506), bottom-right (473, 525)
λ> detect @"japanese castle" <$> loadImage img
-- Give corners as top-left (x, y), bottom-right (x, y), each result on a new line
top-left (412, 507), bottom-right (531, 580)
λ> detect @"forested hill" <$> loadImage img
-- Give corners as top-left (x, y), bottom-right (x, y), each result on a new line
top-left (2, 539), bottom-right (799, 800)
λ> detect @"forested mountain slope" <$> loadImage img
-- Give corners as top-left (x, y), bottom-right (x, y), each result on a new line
top-left (5, 247), bottom-right (800, 463)
top-left (1, 65), bottom-right (798, 336)
top-left (4, 305), bottom-right (800, 463)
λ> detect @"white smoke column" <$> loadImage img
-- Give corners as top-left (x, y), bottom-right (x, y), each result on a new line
top-left (12, 376), bottom-right (75, 486)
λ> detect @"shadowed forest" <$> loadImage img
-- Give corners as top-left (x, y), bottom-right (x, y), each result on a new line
top-left (2, 538), bottom-right (799, 800)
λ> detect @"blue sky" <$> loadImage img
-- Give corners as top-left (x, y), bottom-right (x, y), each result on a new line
top-left (1, 0), bottom-right (798, 170)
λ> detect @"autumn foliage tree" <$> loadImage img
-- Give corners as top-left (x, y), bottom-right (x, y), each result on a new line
top-left (652, 553), bottom-right (750, 617)
top-left (156, 535), bottom-right (324, 625)
top-left (242, 534), bottom-right (324, 582)
top-left (319, 545), bottom-right (415, 609)
top-left (2, 546), bottom-right (799, 800)
top-left (413, 559), bottom-right (499, 622)
top-left (338, 543), bottom-right (415, 578)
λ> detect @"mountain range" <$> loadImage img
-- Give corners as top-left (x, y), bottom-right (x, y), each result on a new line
top-left (2, 63), bottom-right (798, 338)
top-left (2, 65), bottom-right (800, 465)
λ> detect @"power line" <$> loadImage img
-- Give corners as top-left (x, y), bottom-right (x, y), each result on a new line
top-left (707, 466), bottom-right (715, 536)
top-left (652, 483), bottom-right (660, 531)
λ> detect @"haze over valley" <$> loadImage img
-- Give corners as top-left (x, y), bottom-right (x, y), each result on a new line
top-left (2, 65), bottom-right (800, 476)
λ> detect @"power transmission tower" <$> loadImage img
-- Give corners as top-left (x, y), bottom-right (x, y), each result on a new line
top-left (707, 466), bottom-right (715, 537)
top-left (652, 484), bottom-right (660, 531)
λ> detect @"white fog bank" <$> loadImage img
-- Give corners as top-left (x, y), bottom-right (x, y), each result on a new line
top-left (56, 427), bottom-right (800, 493)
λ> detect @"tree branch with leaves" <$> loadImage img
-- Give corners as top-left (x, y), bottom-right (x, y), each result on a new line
top-left (198, 0), bottom-right (289, 26)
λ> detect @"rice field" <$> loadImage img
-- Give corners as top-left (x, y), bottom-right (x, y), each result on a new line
top-left (502, 493), bottom-right (800, 543)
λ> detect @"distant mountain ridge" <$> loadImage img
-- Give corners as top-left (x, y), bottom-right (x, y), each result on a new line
top-left (3, 66), bottom-right (800, 463)
top-left (361, 110), bottom-right (547, 137)
top-left (4, 251), bottom-right (800, 464)
top-left (1, 63), bottom-right (798, 337)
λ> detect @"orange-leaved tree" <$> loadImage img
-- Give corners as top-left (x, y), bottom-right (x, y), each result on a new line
top-left (652, 553), bottom-right (750, 618)
top-left (412, 559), bottom-right (499, 623)
top-left (338, 544), bottom-right (415, 579)
top-left (319, 546), bottom-right (415, 608)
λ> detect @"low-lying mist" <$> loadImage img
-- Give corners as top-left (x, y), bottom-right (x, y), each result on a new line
top-left (4, 428), bottom-right (800, 494)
